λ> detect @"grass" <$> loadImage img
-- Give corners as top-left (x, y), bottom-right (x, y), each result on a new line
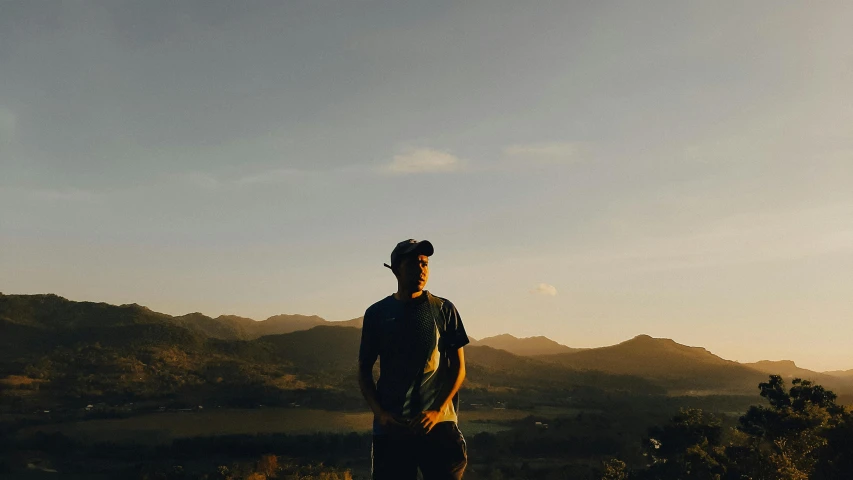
top-left (0, 375), bottom-right (45, 388)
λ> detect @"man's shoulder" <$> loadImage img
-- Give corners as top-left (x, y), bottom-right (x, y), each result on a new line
top-left (366, 295), bottom-right (395, 310)
top-left (426, 292), bottom-right (456, 311)
top-left (364, 295), bottom-right (396, 322)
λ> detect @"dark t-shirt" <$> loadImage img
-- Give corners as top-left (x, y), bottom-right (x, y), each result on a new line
top-left (359, 291), bottom-right (469, 434)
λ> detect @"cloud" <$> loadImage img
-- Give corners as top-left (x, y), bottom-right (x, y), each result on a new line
top-left (385, 148), bottom-right (462, 174)
top-left (171, 168), bottom-right (308, 189)
top-left (504, 142), bottom-right (579, 164)
top-left (531, 283), bottom-right (557, 296)
top-left (0, 186), bottom-right (101, 202)
top-left (235, 168), bottom-right (304, 186)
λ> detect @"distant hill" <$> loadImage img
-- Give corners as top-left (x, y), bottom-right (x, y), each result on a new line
top-left (825, 369), bottom-right (853, 378)
top-left (477, 333), bottom-right (581, 356)
top-left (0, 294), bottom-right (327, 343)
top-left (742, 360), bottom-right (836, 383)
top-left (251, 314), bottom-right (327, 336)
top-left (3, 293), bottom-right (850, 406)
top-left (462, 344), bottom-right (665, 396)
top-left (173, 312), bottom-right (253, 340)
top-left (741, 360), bottom-right (853, 396)
top-left (175, 311), bottom-right (370, 340)
top-left (0, 293), bottom-right (172, 330)
top-left (538, 334), bottom-right (768, 394)
top-left (330, 317), bottom-right (363, 329)
top-left (0, 293), bottom-right (673, 411)
top-left (251, 325), bottom-right (365, 374)
top-left (174, 312), bottom-right (340, 340)
top-left (178, 313), bottom-right (364, 340)
top-left (0, 294), bottom-right (203, 356)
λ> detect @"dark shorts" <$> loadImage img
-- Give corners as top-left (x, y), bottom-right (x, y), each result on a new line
top-left (371, 421), bottom-right (467, 480)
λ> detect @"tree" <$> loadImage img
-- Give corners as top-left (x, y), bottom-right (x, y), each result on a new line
top-left (618, 376), bottom-right (853, 480)
top-left (733, 376), bottom-right (849, 480)
top-left (601, 459), bottom-right (628, 480)
top-left (637, 408), bottom-right (727, 480)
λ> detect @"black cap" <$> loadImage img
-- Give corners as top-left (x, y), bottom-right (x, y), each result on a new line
top-left (384, 239), bottom-right (434, 269)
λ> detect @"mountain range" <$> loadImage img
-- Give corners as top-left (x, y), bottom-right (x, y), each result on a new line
top-left (171, 312), bottom-right (364, 340)
top-left (474, 333), bottom-right (581, 356)
top-left (2, 293), bottom-right (851, 407)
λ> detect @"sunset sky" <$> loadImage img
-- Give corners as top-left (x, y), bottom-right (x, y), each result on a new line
top-left (2, 1), bottom-right (851, 371)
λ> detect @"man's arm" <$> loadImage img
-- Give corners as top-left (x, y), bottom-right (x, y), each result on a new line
top-left (357, 332), bottom-right (405, 428)
top-left (357, 354), bottom-right (383, 416)
top-left (438, 346), bottom-right (466, 412)
top-left (414, 346), bottom-right (466, 433)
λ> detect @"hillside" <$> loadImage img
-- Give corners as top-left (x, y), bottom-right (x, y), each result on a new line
top-left (6, 293), bottom-right (851, 409)
top-left (174, 312), bottom-right (356, 340)
top-left (0, 293), bottom-right (371, 342)
top-left (0, 293), bottom-right (173, 330)
top-left (478, 333), bottom-right (581, 356)
top-left (743, 360), bottom-right (836, 383)
top-left (0, 294), bottom-right (673, 412)
top-left (330, 316), bottom-right (364, 328)
top-left (173, 312), bottom-right (253, 340)
top-left (742, 360), bottom-right (853, 396)
top-left (538, 335), bottom-right (768, 394)
top-left (0, 294), bottom-right (204, 359)
top-left (251, 314), bottom-right (327, 337)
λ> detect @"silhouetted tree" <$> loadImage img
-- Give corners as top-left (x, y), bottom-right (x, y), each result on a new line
top-left (621, 376), bottom-right (853, 480)
top-left (636, 408), bottom-right (727, 480)
top-left (732, 376), bottom-right (849, 480)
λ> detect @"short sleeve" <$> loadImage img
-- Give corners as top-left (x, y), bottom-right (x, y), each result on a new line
top-left (442, 300), bottom-right (469, 350)
top-left (358, 307), bottom-right (380, 367)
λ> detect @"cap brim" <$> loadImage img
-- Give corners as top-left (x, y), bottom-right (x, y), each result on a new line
top-left (416, 240), bottom-right (434, 257)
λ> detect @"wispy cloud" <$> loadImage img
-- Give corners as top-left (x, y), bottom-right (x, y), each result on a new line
top-left (0, 186), bottom-right (102, 202)
top-left (173, 164), bottom-right (375, 190)
top-left (531, 283), bottom-right (557, 296)
top-left (504, 142), bottom-right (579, 165)
top-left (171, 168), bottom-right (308, 189)
top-left (235, 168), bottom-right (305, 186)
top-left (384, 148), bottom-right (463, 174)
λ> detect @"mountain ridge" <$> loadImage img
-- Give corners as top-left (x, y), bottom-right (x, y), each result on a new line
top-left (536, 334), bottom-right (768, 394)
top-left (477, 333), bottom-right (583, 356)
top-left (2, 293), bottom-right (851, 394)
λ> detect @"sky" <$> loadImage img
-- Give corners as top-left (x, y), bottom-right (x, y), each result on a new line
top-left (1, 1), bottom-right (851, 371)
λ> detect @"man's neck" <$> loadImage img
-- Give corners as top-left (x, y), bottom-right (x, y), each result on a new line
top-left (394, 288), bottom-right (425, 302)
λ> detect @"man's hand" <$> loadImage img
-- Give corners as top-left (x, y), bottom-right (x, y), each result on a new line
top-left (376, 410), bottom-right (407, 429)
top-left (411, 410), bottom-right (443, 434)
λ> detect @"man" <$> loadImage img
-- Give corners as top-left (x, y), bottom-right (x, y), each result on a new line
top-left (358, 239), bottom-right (470, 480)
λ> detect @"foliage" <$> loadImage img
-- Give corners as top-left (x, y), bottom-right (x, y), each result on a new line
top-left (638, 408), bottom-right (727, 480)
top-left (601, 459), bottom-right (629, 480)
top-left (621, 375), bottom-right (853, 480)
top-left (731, 375), bottom-right (849, 480)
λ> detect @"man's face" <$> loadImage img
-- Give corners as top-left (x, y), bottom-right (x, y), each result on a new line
top-left (397, 254), bottom-right (430, 292)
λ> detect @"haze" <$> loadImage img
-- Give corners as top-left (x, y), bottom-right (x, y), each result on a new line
top-left (1, 1), bottom-right (851, 371)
